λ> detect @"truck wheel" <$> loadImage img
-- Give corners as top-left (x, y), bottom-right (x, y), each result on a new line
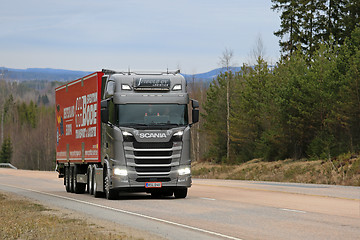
top-left (86, 167), bottom-right (90, 193)
top-left (74, 165), bottom-right (86, 194)
top-left (163, 190), bottom-right (174, 197)
top-left (89, 166), bottom-right (94, 195)
top-left (104, 169), bottom-right (117, 200)
top-left (93, 167), bottom-right (103, 198)
top-left (65, 166), bottom-right (71, 192)
top-left (174, 187), bottom-right (187, 199)
top-left (70, 166), bottom-right (75, 193)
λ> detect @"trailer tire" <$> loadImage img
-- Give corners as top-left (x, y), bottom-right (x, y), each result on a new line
top-left (74, 165), bottom-right (86, 194)
top-left (70, 166), bottom-right (75, 193)
top-left (65, 166), bottom-right (71, 192)
top-left (174, 187), bottom-right (187, 199)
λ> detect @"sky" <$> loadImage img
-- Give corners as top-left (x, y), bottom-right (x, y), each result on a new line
top-left (0, 0), bottom-right (281, 74)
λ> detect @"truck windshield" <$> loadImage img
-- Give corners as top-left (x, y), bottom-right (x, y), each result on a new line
top-left (117, 104), bottom-right (188, 127)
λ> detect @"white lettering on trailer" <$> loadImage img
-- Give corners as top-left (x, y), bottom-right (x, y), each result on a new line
top-left (65, 124), bottom-right (72, 136)
top-left (85, 149), bottom-right (98, 156)
top-left (86, 127), bottom-right (96, 138)
top-left (63, 106), bottom-right (75, 119)
top-left (77, 94), bottom-right (97, 128)
top-left (75, 127), bottom-right (97, 139)
top-left (76, 128), bottom-right (87, 139)
top-left (70, 151), bottom-right (81, 157)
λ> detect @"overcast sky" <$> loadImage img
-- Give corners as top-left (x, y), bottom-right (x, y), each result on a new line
top-left (0, 0), bottom-right (281, 74)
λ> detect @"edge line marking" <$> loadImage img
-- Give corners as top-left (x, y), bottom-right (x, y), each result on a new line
top-left (0, 183), bottom-right (242, 240)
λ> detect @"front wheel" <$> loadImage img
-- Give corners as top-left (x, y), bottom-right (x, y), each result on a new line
top-left (174, 187), bottom-right (188, 199)
top-left (93, 166), bottom-right (103, 198)
top-left (104, 169), bottom-right (118, 200)
top-left (88, 166), bottom-right (94, 195)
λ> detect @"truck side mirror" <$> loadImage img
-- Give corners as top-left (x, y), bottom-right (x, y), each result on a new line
top-left (101, 100), bottom-right (109, 123)
top-left (191, 99), bottom-right (199, 125)
top-left (192, 109), bottom-right (199, 124)
top-left (191, 99), bottom-right (199, 108)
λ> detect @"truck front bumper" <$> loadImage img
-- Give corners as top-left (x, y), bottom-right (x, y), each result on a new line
top-left (110, 169), bottom-right (192, 191)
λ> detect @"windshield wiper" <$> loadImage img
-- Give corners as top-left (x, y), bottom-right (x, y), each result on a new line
top-left (120, 123), bottom-right (150, 127)
top-left (149, 123), bottom-right (184, 127)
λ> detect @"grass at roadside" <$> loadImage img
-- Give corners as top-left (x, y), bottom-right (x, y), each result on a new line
top-left (0, 192), bottom-right (137, 240)
top-left (192, 153), bottom-right (360, 186)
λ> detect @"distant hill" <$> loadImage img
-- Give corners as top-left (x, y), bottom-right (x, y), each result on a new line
top-left (0, 67), bottom-right (91, 82)
top-left (0, 67), bottom-right (243, 83)
top-left (182, 67), bottom-right (242, 83)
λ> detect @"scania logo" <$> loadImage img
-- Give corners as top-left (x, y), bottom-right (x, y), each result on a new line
top-left (139, 132), bottom-right (167, 139)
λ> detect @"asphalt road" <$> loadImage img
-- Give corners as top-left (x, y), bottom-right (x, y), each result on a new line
top-left (0, 168), bottom-right (359, 240)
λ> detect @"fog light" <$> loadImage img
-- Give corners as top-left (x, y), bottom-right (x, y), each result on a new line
top-left (114, 168), bottom-right (128, 176)
top-left (178, 167), bottom-right (191, 176)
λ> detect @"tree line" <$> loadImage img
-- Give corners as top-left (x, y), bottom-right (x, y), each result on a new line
top-left (0, 80), bottom-right (58, 170)
top-left (272, 0), bottom-right (359, 58)
top-left (188, 0), bottom-right (359, 164)
top-left (201, 29), bottom-right (360, 164)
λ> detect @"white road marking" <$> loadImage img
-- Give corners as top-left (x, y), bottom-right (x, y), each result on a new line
top-left (280, 208), bottom-right (307, 214)
top-left (1, 183), bottom-right (242, 240)
top-left (200, 197), bottom-right (216, 201)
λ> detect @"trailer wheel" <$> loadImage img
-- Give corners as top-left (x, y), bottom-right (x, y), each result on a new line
top-left (73, 165), bottom-right (86, 194)
top-left (174, 187), bottom-right (187, 199)
top-left (65, 166), bottom-right (71, 192)
top-left (70, 166), bottom-right (75, 193)
top-left (104, 169), bottom-right (117, 200)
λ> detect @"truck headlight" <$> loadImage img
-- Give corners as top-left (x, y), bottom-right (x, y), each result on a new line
top-left (114, 168), bottom-right (128, 176)
top-left (178, 167), bottom-right (191, 176)
top-left (122, 131), bottom-right (134, 142)
top-left (172, 131), bottom-right (183, 141)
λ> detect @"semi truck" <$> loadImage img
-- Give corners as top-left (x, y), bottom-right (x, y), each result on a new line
top-left (55, 69), bottom-right (199, 199)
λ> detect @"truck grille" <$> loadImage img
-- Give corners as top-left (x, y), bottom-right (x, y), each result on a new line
top-left (134, 151), bottom-right (172, 157)
top-left (133, 141), bottom-right (173, 149)
top-left (124, 140), bottom-right (182, 178)
top-left (135, 159), bottom-right (172, 165)
top-left (135, 167), bottom-right (171, 173)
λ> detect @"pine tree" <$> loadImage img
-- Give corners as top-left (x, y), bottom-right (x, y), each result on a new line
top-left (0, 136), bottom-right (12, 163)
top-left (272, 0), bottom-right (302, 56)
top-left (202, 73), bottom-right (228, 162)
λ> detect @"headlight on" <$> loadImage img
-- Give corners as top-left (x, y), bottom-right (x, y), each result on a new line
top-left (172, 131), bottom-right (184, 141)
top-left (122, 131), bottom-right (134, 142)
top-left (178, 167), bottom-right (191, 176)
top-left (114, 168), bottom-right (128, 176)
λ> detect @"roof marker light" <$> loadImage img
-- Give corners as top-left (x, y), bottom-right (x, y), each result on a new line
top-left (122, 84), bottom-right (131, 90)
top-left (172, 84), bottom-right (182, 91)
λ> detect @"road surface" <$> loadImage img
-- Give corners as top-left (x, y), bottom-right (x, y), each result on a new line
top-left (0, 168), bottom-right (359, 240)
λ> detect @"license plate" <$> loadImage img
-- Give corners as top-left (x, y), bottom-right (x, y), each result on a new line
top-left (145, 182), bottom-right (162, 188)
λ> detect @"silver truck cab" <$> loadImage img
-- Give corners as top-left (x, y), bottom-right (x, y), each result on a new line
top-left (98, 69), bottom-right (199, 199)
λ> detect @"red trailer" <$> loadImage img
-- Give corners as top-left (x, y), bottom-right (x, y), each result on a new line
top-left (55, 72), bottom-right (104, 192)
